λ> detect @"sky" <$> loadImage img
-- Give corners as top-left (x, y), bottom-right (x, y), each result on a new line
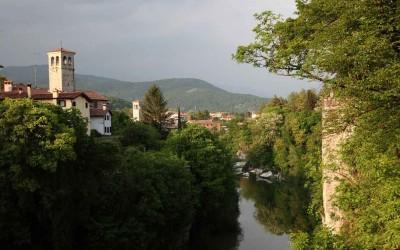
top-left (0, 0), bottom-right (320, 98)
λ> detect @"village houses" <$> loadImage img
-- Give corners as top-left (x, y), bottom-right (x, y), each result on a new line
top-left (0, 48), bottom-right (112, 135)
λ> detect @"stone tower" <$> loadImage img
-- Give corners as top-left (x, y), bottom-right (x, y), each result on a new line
top-left (132, 100), bottom-right (142, 121)
top-left (47, 48), bottom-right (76, 92)
top-left (322, 92), bottom-right (352, 233)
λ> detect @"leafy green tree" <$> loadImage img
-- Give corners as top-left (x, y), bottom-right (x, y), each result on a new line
top-left (235, 1), bottom-right (400, 248)
top-left (0, 98), bottom-right (94, 249)
top-left (88, 148), bottom-right (194, 250)
top-left (119, 122), bottom-right (161, 150)
top-left (166, 125), bottom-right (239, 238)
top-left (141, 85), bottom-right (170, 130)
top-left (111, 110), bottom-right (132, 135)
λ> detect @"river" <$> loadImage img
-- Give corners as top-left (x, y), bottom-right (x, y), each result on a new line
top-left (191, 175), bottom-right (312, 250)
top-left (238, 178), bottom-right (290, 250)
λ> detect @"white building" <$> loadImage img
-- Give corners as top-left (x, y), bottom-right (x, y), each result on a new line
top-left (132, 100), bottom-right (142, 121)
top-left (90, 104), bottom-right (112, 135)
top-left (0, 47), bottom-right (112, 136)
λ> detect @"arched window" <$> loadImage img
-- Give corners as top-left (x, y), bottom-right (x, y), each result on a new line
top-left (51, 57), bottom-right (54, 66)
top-left (68, 57), bottom-right (72, 65)
top-left (63, 56), bottom-right (67, 65)
top-left (56, 56), bottom-right (59, 65)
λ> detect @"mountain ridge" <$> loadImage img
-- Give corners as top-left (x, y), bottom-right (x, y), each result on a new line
top-left (1, 65), bottom-right (268, 112)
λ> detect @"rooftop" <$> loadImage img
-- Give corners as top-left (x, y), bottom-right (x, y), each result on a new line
top-left (0, 83), bottom-right (105, 102)
top-left (48, 48), bottom-right (76, 54)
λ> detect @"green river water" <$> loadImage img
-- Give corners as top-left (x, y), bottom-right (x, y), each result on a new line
top-left (193, 175), bottom-right (312, 250)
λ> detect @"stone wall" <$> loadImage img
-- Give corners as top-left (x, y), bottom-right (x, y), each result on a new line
top-left (321, 92), bottom-right (352, 233)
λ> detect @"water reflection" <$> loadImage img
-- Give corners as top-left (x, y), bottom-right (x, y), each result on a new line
top-left (189, 175), bottom-right (313, 250)
top-left (240, 176), bottom-right (313, 236)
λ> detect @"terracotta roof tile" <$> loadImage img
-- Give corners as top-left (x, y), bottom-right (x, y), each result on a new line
top-left (48, 48), bottom-right (76, 54)
top-left (90, 108), bottom-right (110, 117)
top-left (1, 83), bottom-right (106, 103)
top-left (84, 91), bottom-right (108, 101)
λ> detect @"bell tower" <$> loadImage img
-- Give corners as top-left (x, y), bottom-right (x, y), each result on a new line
top-left (47, 48), bottom-right (76, 92)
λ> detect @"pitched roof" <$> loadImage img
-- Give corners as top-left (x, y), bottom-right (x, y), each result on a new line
top-left (83, 90), bottom-right (108, 101)
top-left (59, 92), bottom-right (89, 99)
top-left (90, 108), bottom-right (110, 117)
top-left (48, 48), bottom-right (76, 54)
top-left (0, 84), bottom-right (91, 101)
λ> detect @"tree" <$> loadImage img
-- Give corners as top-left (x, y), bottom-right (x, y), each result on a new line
top-left (119, 122), bottom-right (161, 150)
top-left (111, 110), bottom-right (132, 135)
top-left (234, 1), bottom-right (400, 248)
top-left (177, 105), bottom-right (182, 130)
top-left (0, 98), bottom-right (93, 249)
top-left (88, 148), bottom-right (195, 250)
top-left (166, 126), bottom-right (239, 238)
top-left (141, 85), bottom-right (170, 130)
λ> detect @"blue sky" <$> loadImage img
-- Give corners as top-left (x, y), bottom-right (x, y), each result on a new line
top-left (0, 0), bottom-right (320, 97)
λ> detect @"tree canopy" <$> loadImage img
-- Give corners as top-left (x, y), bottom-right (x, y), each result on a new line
top-left (235, 0), bottom-right (400, 248)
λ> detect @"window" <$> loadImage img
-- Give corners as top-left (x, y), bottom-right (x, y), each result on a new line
top-left (57, 100), bottom-right (66, 107)
top-left (72, 101), bottom-right (76, 107)
top-left (51, 57), bottom-right (54, 66)
top-left (105, 114), bottom-right (110, 121)
top-left (104, 127), bottom-right (106, 134)
top-left (63, 56), bottom-right (67, 65)
top-left (56, 56), bottom-right (59, 65)
top-left (85, 102), bottom-right (88, 108)
top-left (68, 57), bottom-right (72, 65)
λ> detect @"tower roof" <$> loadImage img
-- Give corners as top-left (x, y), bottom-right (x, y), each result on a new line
top-left (48, 48), bottom-right (76, 54)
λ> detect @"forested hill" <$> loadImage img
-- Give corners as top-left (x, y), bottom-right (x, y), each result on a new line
top-left (2, 65), bottom-right (267, 112)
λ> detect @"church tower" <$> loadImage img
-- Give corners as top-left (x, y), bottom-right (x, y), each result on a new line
top-left (47, 48), bottom-right (76, 92)
top-left (132, 100), bottom-right (142, 121)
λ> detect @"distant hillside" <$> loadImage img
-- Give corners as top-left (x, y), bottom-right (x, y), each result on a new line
top-left (2, 65), bottom-right (268, 112)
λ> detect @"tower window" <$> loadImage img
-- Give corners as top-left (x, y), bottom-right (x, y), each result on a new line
top-left (51, 57), bottom-right (54, 66)
top-left (63, 56), bottom-right (67, 65)
top-left (85, 102), bottom-right (88, 108)
top-left (68, 57), bottom-right (72, 65)
top-left (56, 56), bottom-right (59, 65)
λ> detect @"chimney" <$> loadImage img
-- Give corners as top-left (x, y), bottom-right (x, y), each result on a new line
top-left (27, 84), bottom-right (32, 98)
top-left (102, 103), bottom-right (107, 111)
top-left (52, 89), bottom-right (59, 99)
top-left (3, 80), bottom-right (13, 92)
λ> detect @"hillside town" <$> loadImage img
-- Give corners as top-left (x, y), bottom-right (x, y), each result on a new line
top-left (1, 0), bottom-right (397, 248)
top-left (0, 48), bottom-right (112, 135)
top-left (0, 48), bottom-right (260, 136)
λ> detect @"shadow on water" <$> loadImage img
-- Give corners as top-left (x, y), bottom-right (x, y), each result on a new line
top-left (189, 175), bottom-right (313, 250)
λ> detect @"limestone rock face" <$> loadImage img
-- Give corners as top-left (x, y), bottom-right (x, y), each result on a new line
top-left (322, 93), bottom-right (352, 233)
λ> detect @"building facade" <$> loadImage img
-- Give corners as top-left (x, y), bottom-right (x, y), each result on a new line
top-left (0, 48), bottom-right (111, 135)
top-left (132, 100), bottom-right (142, 121)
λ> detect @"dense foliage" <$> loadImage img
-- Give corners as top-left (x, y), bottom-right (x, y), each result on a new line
top-left (235, 0), bottom-right (400, 248)
top-left (189, 110), bottom-right (211, 120)
top-left (0, 98), bottom-right (238, 250)
top-left (166, 125), bottom-right (240, 248)
top-left (222, 90), bottom-right (323, 246)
